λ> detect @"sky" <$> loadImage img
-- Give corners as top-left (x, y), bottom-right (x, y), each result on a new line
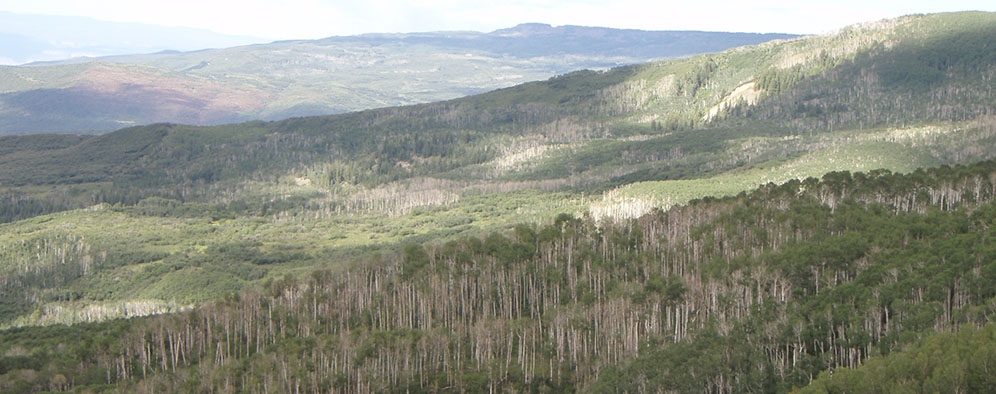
top-left (1, 0), bottom-right (995, 40)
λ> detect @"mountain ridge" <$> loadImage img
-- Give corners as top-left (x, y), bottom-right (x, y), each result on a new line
top-left (0, 11), bottom-right (266, 65)
top-left (0, 24), bottom-right (795, 134)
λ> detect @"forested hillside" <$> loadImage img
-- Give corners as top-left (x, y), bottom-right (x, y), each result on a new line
top-left (0, 11), bottom-right (995, 393)
top-left (3, 13), bottom-right (996, 223)
top-left (800, 323), bottom-right (996, 393)
top-left (2, 157), bottom-right (995, 392)
top-left (1, 11), bottom-right (994, 325)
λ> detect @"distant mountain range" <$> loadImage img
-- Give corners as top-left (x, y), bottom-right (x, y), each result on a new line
top-left (0, 22), bottom-right (795, 134)
top-left (0, 12), bottom-right (266, 65)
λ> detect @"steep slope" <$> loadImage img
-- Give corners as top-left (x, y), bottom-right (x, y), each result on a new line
top-left (744, 12), bottom-right (996, 131)
top-left (0, 26), bottom-right (794, 134)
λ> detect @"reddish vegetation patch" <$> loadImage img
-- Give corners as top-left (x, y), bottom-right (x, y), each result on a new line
top-left (70, 64), bottom-right (271, 124)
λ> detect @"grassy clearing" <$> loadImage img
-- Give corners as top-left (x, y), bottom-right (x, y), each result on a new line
top-left (0, 184), bottom-right (584, 326)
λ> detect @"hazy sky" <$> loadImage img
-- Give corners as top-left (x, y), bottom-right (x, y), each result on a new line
top-left (2, 0), bottom-right (995, 40)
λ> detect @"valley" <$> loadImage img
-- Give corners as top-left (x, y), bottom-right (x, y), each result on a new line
top-left (0, 11), bottom-right (995, 393)
top-left (0, 25), bottom-right (794, 134)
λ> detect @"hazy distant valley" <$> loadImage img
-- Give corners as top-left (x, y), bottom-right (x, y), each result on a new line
top-left (0, 23), bottom-right (793, 134)
top-left (1, 11), bottom-right (995, 393)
